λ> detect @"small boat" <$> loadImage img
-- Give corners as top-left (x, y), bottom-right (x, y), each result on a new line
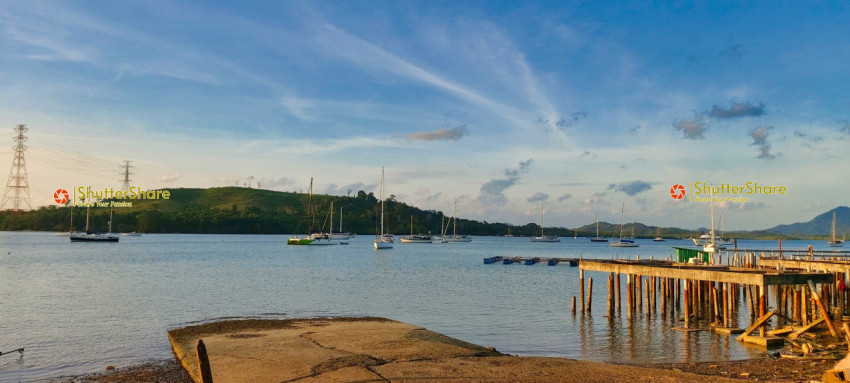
top-left (401, 216), bottom-right (432, 243)
top-left (484, 256), bottom-right (504, 264)
top-left (610, 204), bottom-right (638, 247)
top-left (829, 211), bottom-right (845, 247)
top-left (531, 202), bottom-right (560, 242)
top-left (374, 167), bottom-right (393, 250)
top-left (122, 232), bottom-right (142, 237)
top-left (653, 227), bottom-right (665, 242)
top-left (590, 211), bottom-right (608, 242)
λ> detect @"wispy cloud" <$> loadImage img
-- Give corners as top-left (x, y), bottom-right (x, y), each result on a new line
top-left (557, 193), bottom-right (572, 202)
top-left (156, 173), bottom-right (180, 183)
top-left (314, 22), bottom-right (528, 127)
top-left (673, 116), bottom-right (708, 139)
top-left (607, 180), bottom-right (653, 196)
top-left (709, 101), bottom-right (765, 119)
top-left (406, 124), bottom-right (467, 141)
top-left (751, 126), bottom-right (777, 159)
top-left (527, 192), bottom-right (549, 203)
top-left (478, 159), bottom-right (533, 206)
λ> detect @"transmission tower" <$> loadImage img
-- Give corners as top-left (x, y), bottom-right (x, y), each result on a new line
top-left (119, 160), bottom-right (134, 191)
top-left (1, 125), bottom-right (32, 211)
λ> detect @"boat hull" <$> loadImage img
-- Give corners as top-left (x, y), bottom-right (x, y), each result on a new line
top-left (610, 241), bottom-right (639, 247)
top-left (374, 240), bottom-right (393, 249)
top-left (531, 236), bottom-right (560, 242)
top-left (70, 234), bottom-right (119, 242)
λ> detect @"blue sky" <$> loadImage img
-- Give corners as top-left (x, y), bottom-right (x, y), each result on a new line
top-left (1, 1), bottom-right (848, 230)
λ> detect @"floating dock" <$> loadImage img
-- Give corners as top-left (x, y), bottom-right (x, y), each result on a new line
top-left (484, 257), bottom-right (578, 266)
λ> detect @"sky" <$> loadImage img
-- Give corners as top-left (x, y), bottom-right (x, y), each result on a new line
top-left (0, 1), bottom-right (848, 231)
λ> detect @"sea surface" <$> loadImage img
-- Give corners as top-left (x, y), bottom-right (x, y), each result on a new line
top-left (0, 232), bottom-right (841, 381)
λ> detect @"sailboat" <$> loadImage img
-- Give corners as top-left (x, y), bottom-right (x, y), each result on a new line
top-left (610, 204), bottom-right (638, 247)
top-left (653, 227), bottom-right (665, 242)
top-left (702, 193), bottom-right (724, 253)
top-left (401, 215), bottom-right (432, 243)
top-left (829, 211), bottom-right (845, 247)
top-left (288, 178), bottom-right (338, 245)
top-left (374, 167), bottom-right (393, 249)
top-left (70, 198), bottom-right (119, 242)
top-left (590, 211), bottom-right (608, 242)
top-left (330, 206), bottom-right (352, 242)
top-left (504, 226), bottom-right (513, 237)
top-left (531, 201), bottom-right (560, 242)
top-left (443, 201), bottom-right (472, 242)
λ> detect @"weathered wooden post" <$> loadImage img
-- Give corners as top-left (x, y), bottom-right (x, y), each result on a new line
top-left (587, 277), bottom-right (593, 312)
top-left (571, 296), bottom-right (576, 315)
top-left (580, 269), bottom-right (585, 312)
top-left (198, 339), bottom-right (214, 383)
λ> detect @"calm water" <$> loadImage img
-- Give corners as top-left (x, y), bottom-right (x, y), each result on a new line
top-left (0, 232), bottom-right (838, 381)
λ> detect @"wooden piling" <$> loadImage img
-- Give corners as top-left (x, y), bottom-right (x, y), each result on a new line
top-left (616, 273), bottom-right (621, 312)
top-left (587, 277), bottom-right (593, 312)
top-left (580, 269), bottom-right (585, 312)
top-left (684, 280), bottom-right (690, 327)
top-left (608, 273), bottom-right (614, 316)
top-left (808, 280), bottom-right (838, 337)
top-left (571, 296), bottom-right (576, 314)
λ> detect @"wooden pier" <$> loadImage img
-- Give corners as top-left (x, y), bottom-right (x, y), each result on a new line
top-left (577, 259), bottom-right (837, 348)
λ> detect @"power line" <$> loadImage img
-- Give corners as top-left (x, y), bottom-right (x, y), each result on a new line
top-left (1, 125), bottom-right (32, 211)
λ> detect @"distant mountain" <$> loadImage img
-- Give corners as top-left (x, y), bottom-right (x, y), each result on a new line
top-left (766, 206), bottom-right (850, 236)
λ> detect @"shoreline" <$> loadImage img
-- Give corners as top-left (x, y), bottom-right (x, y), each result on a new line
top-left (57, 355), bottom-right (830, 383)
top-left (57, 317), bottom-right (831, 383)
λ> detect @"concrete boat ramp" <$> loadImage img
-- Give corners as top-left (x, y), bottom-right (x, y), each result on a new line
top-left (167, 317), bottom-right (740, 383)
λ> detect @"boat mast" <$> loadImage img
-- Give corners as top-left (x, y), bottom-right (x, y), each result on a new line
top-left (339, 207), bottom-right (343, 234)
top-left (109, 209), bottom-right (113, 233)
top-left (709, 192), bottom-right (716, 246)
top-left (308, 178), bottom-right (314, 234)
top-left (453, 201), bottom-right (458, 237)
top-left (619, 204), bottom-right (624, 240)
top-left (832, 211), bottom-right (837, 242)
top-left (329, 201), bottom-right (334, 235)
top-left (85, 203), bottom-right (90, 233)
top-left (596, 211), bottom-right (600, 237)
top-left (409, 215), bottom-right (413, 236)
top-left (539, 201), bottom-right (545, 237)
top-left (380, 167), bottom-right (385, 236)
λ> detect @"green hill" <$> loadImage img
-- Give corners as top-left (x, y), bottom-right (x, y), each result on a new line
top-left (0, 187), bottom-right (844, 239)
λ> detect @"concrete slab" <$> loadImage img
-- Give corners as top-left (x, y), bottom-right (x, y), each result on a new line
top-left (167, 317), bottom-right (746, 383)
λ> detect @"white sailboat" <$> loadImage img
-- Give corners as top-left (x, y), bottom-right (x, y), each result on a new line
top-left (590, 211), bottom-right (608, 242)
top-left (829, 211), bottom-right (845, 247)
top-left (653, 227), bottom-right (665, 242)
top-left (531, 201), bottom-right (559, 242)
top-left (374, 167), bottom-right (393, 250)
top-left (401, 215), bottom-right (432, 243)
top-left (702, 193), bottom-right (722, 253)
top-left (442, 201), bottom-right (472, 242)
top-left (610, 204), bottom-right (638, 247)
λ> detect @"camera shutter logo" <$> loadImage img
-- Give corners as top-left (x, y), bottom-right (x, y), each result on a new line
top-left (670, 184), bottom-right (686, 200)
top-left (54, 189), bottom-right (70, 204)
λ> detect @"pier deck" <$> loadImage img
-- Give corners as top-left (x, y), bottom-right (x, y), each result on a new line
top-left (579, 259), bottom-right (833, 286)
top-left (759, 258), bottom-right (850, 273)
